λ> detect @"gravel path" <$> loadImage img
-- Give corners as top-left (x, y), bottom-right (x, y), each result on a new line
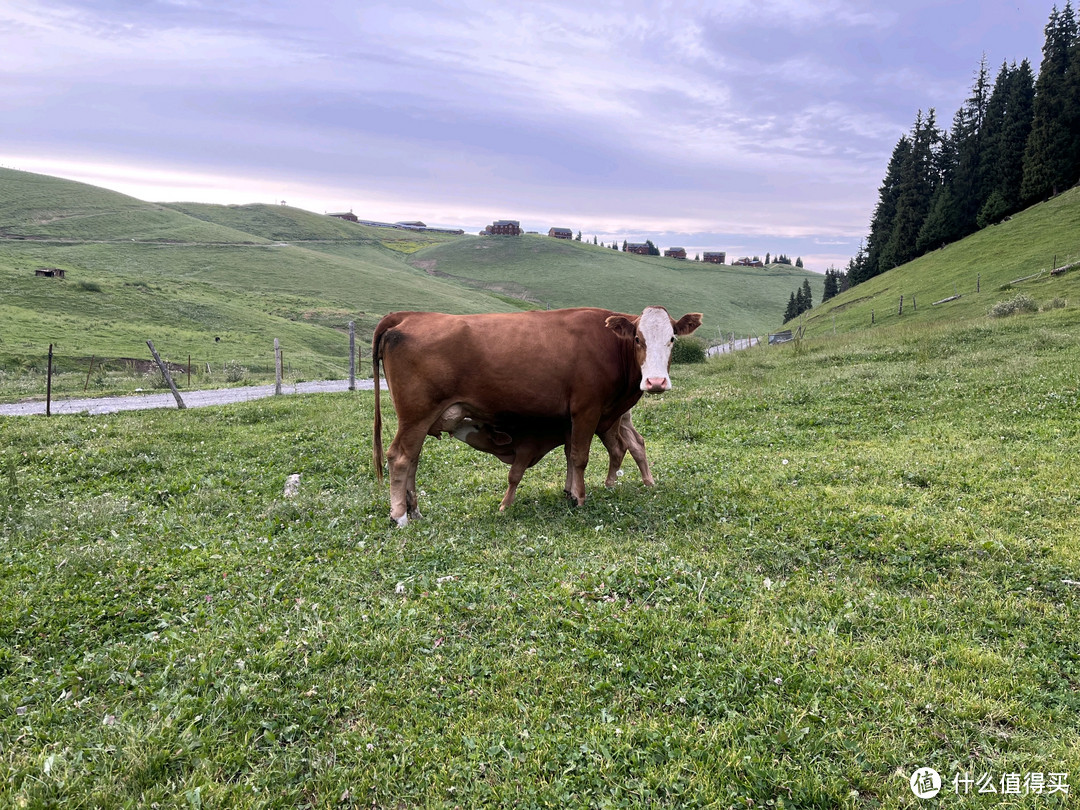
top-left (0, 379), bottom-right (381, 417)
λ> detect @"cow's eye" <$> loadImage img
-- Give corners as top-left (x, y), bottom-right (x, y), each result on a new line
top-left (634, 337), bottom-right (641, 345)
top-left (669, 336), bottom-right (676, 344)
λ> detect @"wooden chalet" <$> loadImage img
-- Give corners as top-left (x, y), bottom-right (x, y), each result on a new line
top-left (664, 247), bottom-right (687, 259)
top-left (486, 220), bottom-right (522, 235)
top-left (703, 251), bottom-right (727, 264)
top-left (626, 243), bottom-right (651, 255)
top-left (548, 227), bottom-right (573, 239)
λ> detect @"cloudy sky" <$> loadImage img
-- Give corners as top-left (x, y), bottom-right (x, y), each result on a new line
top-left (0, 0), bottom-right (1054, 271)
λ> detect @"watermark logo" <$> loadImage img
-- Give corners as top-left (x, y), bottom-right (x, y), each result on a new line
top-left (911, 767), bottom-right (942, 799)
top-left (909, 767), bottom-right (1069, 799)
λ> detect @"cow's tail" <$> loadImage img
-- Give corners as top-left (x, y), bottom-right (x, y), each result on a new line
top-left (372, 323), bottom-right (386, 484)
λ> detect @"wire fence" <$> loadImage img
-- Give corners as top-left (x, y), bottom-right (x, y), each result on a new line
top-left (0, 324), bottom-right (369, 411)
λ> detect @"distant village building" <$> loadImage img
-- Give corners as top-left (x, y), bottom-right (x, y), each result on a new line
top-left (626, 243), bottom-right (651, 255)
top-left (548, 227), bottom-right (573, 239)
top-left (664, 247), bottom-right (687, 259)
top-left (703, 251), bottom-right (727, 264)
top-left (328, 212), bottom-right (358, 223)
top-left (486, 220), bottom-right (522, 235)
top-left (395, 221), bottom-right (426, 228)
top-left (34, 267), bottom-right (66, 279)
top-left (732, 256), bottom-right (764, 267)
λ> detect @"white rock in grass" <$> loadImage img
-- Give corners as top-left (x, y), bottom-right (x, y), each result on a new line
top-left (283, 473), bottom-right (302, 498)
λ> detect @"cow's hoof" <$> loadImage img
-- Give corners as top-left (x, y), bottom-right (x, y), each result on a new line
top-left (393, 514), bottom-right (409, 528)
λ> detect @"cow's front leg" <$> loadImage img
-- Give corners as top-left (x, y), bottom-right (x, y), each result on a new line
top-left (499, 455), bottom-right (529, 511)
top-left (566, 416), bottom-right (596, 506)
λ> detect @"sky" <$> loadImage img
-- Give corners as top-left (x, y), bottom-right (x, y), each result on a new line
top-left (0, 0), bottom-right (1055, 272)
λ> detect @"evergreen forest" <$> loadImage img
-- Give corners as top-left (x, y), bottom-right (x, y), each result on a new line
top-left (847, 2), bottom-right (1080, 286)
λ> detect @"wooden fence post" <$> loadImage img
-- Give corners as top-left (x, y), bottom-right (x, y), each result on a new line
top-left (871, 310), bottom-right (875, 325)
top-left (46, 344), bottom-right (54, 417)
top-left (146, 340), bottom-right (186, 409)
top-left (899, 295), bottom-right (903, 316)
top-left (84, 355), bottom-right (95, 392)
top-left (274, 339), bottom-right (283, 395)
top-left (349, 321), bottom-right (356, 391)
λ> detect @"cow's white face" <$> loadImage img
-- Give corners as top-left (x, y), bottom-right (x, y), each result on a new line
top-left (606, 307), bottom-right (703, 393)
top-left (637, 306), bottom-right (679, 392)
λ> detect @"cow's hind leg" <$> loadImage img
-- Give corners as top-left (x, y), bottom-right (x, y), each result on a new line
top-left (620, 413), bottom-right (653, 486)
top-left (386, 425), bottom-right (428, 527)
top-left (599, 421), bottom-right (628, 488)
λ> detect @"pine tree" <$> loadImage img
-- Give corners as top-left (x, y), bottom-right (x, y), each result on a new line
top-left (1022, 2), bottom-right (1079, 202)
top-left (979, 60), bottom-right (1036, 225)
top-left (1063, 20), bottom-right (1080, 187)
top-left (765, 252), bottom-right (771, 265)
top-left (822, 268), bottom-right (839, 302)
top-left (846, 242), bottom-right (867, 285)
top-left (880, 110), bottom-right (942, 272)
top-left (800, 278), bottom-right (813, 313)
top-left (796, 257), bottom-right (803, 268)
top-left (622, 239), bottom-right (628, 252)
top-left (861, 135), bottom-right (912, 284)
top-left (784, 292), bottom-right (798, 323)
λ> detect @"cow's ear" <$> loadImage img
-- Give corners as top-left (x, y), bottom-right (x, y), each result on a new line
top-left (605, 315), bottom-right (638, 340)
top-left (673, 313), bottom-right (703, 336)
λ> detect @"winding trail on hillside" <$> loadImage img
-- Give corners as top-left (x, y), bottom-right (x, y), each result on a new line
top-left (0, 379), bottom-right (381, 417)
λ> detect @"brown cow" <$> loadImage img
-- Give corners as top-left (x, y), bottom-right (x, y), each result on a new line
top-left (431, 405), bottom-right (653, 510)
top-left (373, 306), bottom-right (702, 526)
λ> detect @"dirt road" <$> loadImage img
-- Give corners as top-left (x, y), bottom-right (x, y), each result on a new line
top-left (0, 379), bottom-right (379, 417)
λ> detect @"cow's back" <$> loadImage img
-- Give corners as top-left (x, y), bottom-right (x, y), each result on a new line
top-left (376, 308), bottom-right (639, 422)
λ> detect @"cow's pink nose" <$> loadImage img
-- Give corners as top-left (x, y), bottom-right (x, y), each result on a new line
top-left (644, 377), bottom-right (670, 392)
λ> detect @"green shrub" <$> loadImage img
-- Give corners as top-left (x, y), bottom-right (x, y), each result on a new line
top-left (671, 336), bottom-right (706, 364)
top-left (989, 293), bottom-right (1038, 318)
top-left (224, 360), bottom-right (247, 382)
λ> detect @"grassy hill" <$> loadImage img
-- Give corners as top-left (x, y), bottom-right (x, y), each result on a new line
top-left (0, 167), bottom-right (827, 401)
top-left (0, 170), bottom-right (522, 397)
top-left (800, 186), bottom-right (1080, 337)
top-left (163, 202), bottom-right (462, 252)
top-left (0, 168), bottom-right (270, 244)
top-left (409, 235), bottom-right (822, 338)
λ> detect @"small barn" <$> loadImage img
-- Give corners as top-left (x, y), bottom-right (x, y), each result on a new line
top-left (35, 267), bottom-right (66, 279)
top-left (548, 227), bottom-right (573, 239)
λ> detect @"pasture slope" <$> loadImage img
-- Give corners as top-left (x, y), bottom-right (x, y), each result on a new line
top-left (407, 236), bottom-right (824, 338)
top-left (1, 167), bottom-right (822, 403)
top-left (800, 186), bottom-right (1080, 336)
top-left (1, 300), bottom-right (1078, 807)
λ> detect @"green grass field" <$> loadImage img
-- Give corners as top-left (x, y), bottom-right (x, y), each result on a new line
top-left (2, 303), bottom-right (1077, 807)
